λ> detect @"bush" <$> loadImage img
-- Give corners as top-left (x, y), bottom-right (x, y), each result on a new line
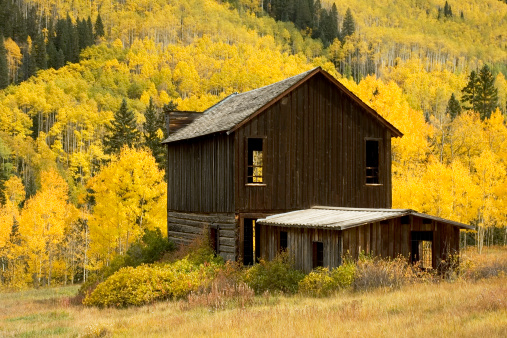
top-left (330, 261), bottom-right (356, 289)
top-left (243, 252), bottom-right (305, 294)
top-left (83, 258), bottom-right (221, 307)
top-left (298, 262), bottom-right (356, 297)
top-left (353, 256), bottom-right (414, 292)
top-left (298, 268), bottom-right (336, 297)
top-left (78, 228), bottom-right (174, 298)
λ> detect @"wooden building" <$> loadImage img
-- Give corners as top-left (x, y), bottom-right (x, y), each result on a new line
top-left (162, 67), bottom-right (471, 270)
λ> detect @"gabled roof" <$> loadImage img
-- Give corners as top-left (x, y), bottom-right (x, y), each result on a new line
top-left (256, 206), bottom-right (473, 230)
top-left (162, 67), bottom-right (402, 144)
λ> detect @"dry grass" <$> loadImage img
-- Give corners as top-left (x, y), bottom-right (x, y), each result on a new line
top-left (1, 247), bottom-right (506, 337)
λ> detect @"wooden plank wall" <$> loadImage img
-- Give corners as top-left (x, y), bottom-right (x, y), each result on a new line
top-left (342, 216), bottom-right (461, 268)
top-left (235, 73), bottom-right (393, 214)
top-left (167, 211), bottom-right (236, 261)
top-left (166, 133), bottom-right (235, 213)
top-left (256, 217), bottom-right (462, 272)
top-left (258, 225), bottom-right (342, 273)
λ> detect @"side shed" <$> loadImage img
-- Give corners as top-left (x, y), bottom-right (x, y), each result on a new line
top-left (256, 206), bottom-right (473, 273)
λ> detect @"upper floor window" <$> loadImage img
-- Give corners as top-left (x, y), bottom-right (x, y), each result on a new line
top-left (366, 139), bottom-right (380, 184)
top-left (247, 138), bottom-right (263, 183)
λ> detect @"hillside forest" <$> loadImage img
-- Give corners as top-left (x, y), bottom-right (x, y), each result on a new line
top-left (0, 0), bottom-right (506, 288)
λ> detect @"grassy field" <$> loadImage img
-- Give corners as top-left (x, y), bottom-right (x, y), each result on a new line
top-left (1, 248), bottom-right (506, 337)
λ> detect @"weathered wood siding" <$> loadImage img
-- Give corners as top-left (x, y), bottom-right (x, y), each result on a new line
top-left (259, 216), bottom-right (461, 272)
top-left (256, 224), bottom-right (343, 273)
top-left (235, 73), bottom-right (392, 213)
top-left (166, 133), bottom-right (235, 213)
top-left (167, 211), bottom-right (236, 261)
top-left (341, 216), bottom-right (460, 268)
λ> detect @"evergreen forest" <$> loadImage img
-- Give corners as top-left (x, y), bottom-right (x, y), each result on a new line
top-left (0, 0), bottom-right (507, 288)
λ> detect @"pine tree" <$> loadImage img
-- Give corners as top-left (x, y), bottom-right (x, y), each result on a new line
top-left (461, 70), bottom-right (480, 112)
top-left (444, 2), bottom-right (452, 17)
top-left (329, 4), bottom-right (339, 40)
top-left (104, 99), bottom-right (141, 154)
top-left (55, 18), bottom-right (70, 63)
top-left (476, 65), bottom-right (498, 120)
top-left (94, 13), bottom-right (105, 39)
top-left (446, 93), bottom-right (461, 120)
top-left (312, 0), bottom-right (322, 35)
top-left (67, 15), bottom-right (80, 63)
top-left (341, 8), bottom-right (355, 41)
top-left (20, 41), bottom-right (36, 81)
top-left (78, 18), bottom-right (88, 51)
top-left (143, 97), bottom-right (171, 168)
top-left (33, 33), bottom-right (47, 71)
top-left (0, 35), bottom-right (8, 89)
top-left (86, 17), bottom-right (94, 46)
top-left (294, 0), bottom-right (312, 30)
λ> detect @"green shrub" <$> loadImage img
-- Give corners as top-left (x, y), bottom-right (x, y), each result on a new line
top-left (78, 228), bottom-right (174, 298)
top-left (243, 252), bottom-right (305, 294)
top-left (298, 263), bottom-right (356, 297)
top-left (298, 268), bottom-right (336, 297)
top-left (330, 261), bottom-right (356, 288)
top-left (83, 258), bottom-right (221, 307)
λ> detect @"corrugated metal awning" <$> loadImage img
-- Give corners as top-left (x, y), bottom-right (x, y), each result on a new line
top-left (256, 206), bottom-right (473, 230)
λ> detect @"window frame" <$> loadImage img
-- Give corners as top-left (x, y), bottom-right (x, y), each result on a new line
top-left (246, 136), bottom-right (267, 186)
top-left (410, 231), bottom-right (434, 269)
top-left (365, 138), bottom-right (382, 186)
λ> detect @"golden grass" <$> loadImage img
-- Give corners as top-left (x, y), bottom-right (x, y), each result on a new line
top-left (1, 248), bottom-right (506, 337)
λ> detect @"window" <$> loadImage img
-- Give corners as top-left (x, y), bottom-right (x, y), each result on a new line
top-left (313, 241), bottom-right (324, 268)
top-left (247, 138), bottom-right (263, 183)
top-left (280, 231), bottom-right (288, 251)
top-left (411, 231), bottom-right (433, 269)
top-left (366, 139), bottom-right (380, 184)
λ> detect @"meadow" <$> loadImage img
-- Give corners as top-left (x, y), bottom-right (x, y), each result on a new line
top-left (0, 247), bottom-right (506, 338)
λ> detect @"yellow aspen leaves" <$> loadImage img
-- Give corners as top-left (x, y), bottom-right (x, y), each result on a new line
top-left (86, 147), bottom-right (166, 269)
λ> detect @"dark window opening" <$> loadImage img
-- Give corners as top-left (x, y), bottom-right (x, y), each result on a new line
top-left (366, 140), bottom-right (380, 184)
top-left (423, 218), bottom-right (432, 225)
top-left (313, 241), bottom-right (324, 269)
top-left (280, 231), bottom-right (288, 251)
top-left (247, 138), bottom-right (263, 183)
top-left (243, 219), bottom-right (260, 265)
top-left (209, 227), bottom-right (219, 255)
top-left (401, 215), bottom-right (410, 225)
top-left (411, 231), bottom-right (433, 269)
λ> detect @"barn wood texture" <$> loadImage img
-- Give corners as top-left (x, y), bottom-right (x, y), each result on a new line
top-left (257, 207), bottom-right (472, 272)
top-left (163, 67), bottom-right (468, 268)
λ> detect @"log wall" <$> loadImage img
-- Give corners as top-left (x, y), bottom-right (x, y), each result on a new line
top-left (167, 211), bottom-right (237, 261)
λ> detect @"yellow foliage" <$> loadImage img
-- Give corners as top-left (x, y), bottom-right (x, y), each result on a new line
top-left (87, 147), bottom-right (166, 269)
top-left (18, 169), bottom-right (78, 286)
